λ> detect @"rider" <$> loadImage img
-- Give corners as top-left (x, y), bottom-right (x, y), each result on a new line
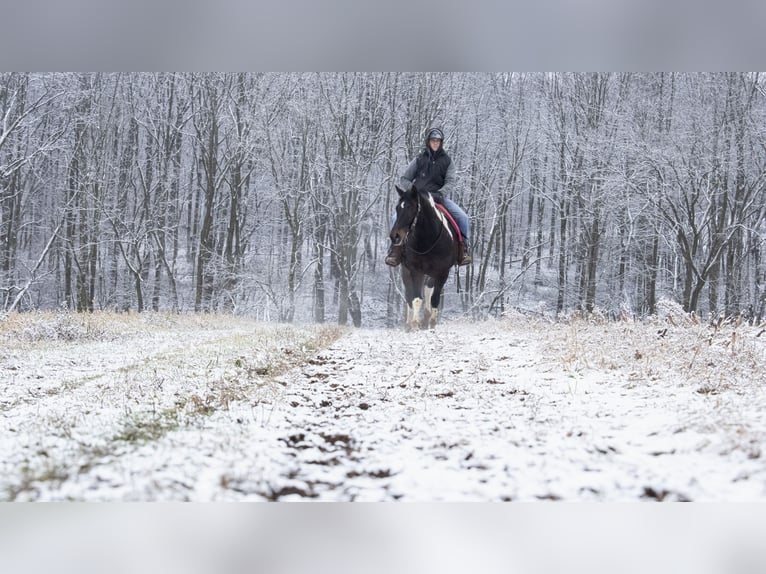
top-left (385, 128), bottom-right (472, 267)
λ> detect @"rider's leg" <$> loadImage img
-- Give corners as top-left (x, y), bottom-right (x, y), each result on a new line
top-left (442, 198), bottom-right (470, 249)
top-left (442, 198), bottom-right (472, 264)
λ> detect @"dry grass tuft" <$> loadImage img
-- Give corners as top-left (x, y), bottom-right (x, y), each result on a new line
top-left (0, 310), bottom-right (157, 343)
top-left (545, 301), bottom-right (766, 391)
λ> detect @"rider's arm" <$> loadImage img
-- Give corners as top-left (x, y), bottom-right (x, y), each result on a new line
top-left (398, 158), bottom-right (418, 191)
top-left (440, 160), bottom-right (456, 196)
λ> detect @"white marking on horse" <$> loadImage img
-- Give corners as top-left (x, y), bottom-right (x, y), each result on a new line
top-left (428, 194), bottom-right (454, 240)
top-left (424, 285), bottom-right (438, 328)
top-left (424, 285), bottom-right (434, 314)
top-left (408, 297), bottom-right (423, 329)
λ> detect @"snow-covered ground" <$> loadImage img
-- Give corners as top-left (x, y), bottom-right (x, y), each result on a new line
top-left (1, 307), bottom-right (765, 501)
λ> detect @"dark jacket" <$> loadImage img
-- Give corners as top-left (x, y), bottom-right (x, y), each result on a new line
top-left (399, 145), bottom-right (456, 197)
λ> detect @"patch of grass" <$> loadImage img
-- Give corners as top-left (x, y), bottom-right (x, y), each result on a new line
top-left (104, 323), bottom-right (346, 443)
top-left (113, 407), bottom-right (180, 444)
top-left (0, 310), bottom-right (148, 342)
top-left (547, 308), bottom-right (766, 391)
top-left (1, 317), bottom-right (349, 501)
top-left (4, 461), bottom-right (71, 501)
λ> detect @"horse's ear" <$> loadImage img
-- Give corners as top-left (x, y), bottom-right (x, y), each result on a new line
top-left (395, 185), bottom-right (405, 197)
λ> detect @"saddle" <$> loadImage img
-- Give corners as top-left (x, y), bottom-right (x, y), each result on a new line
top-left (434, 203), bottom-right (463, 244)
top-left (433, 202), bottom-right (470, 265)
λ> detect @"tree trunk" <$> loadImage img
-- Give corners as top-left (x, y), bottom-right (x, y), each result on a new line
top-left (585, 217), bottom-right (600, 312)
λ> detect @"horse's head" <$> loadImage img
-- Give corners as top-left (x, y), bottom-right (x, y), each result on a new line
top-left (390, 184), bottom-right (420, 246)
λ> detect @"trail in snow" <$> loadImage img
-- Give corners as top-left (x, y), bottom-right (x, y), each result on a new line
top-left (1, 314), bottom-right (764, 501)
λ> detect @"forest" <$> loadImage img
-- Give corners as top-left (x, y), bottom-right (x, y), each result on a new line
top-left (1, 73), bottom-right (765, 326)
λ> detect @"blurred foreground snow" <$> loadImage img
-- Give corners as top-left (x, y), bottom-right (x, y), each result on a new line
top-left (1, 311), bottom-right (766, 571)
top-left (1, 311), bottom-right (764, 502)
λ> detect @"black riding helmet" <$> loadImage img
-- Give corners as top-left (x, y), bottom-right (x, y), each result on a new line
top-left (426, 128), bottom-right (444, 142)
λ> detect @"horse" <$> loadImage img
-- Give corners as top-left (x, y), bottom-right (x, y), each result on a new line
top-left (389, 184), bottom-right (460, 331)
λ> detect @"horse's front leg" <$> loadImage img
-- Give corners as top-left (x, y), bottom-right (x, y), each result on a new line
top-left (406, 297), bottom-right (423, 332)
top-left (401, 267), bottom-right (424, 332)
top-left (424, 275), bottom-right (448, 329)
top-left (422, 285), bottom-right (435, 330)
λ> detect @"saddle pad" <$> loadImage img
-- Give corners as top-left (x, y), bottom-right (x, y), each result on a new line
top-left (435, 203), bottom-right (463, 244)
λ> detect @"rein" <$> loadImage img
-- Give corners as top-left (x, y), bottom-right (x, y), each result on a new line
top-left (403, 194), bottom-right (445, 256)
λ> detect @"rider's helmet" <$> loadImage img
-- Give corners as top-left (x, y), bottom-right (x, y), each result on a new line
top-left (427, 128), bottom-right (444, 141)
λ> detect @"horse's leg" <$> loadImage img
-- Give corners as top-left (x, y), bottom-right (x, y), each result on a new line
top-left (424, 274), bottom-right (449, 329)
top-left (401, 267), bottom-right (425, 331)
top-left (423, 282), bottom-right (435, 330)
top-left (408, 296), bottom-right (424, 332)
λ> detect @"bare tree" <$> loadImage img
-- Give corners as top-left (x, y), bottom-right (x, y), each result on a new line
top-left (3, 73), bottom-right (766, 323)
top-left (317, 73), bottom-right (387, 326)
top-left (0, 73), bottom-right (65, 310)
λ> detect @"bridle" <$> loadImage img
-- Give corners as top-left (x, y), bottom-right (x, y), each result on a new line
top-left (396, 193), bottom-right (445, 256)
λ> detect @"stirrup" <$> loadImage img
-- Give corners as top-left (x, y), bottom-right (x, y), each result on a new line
top-left (457, 243), bottom-right (472, 266)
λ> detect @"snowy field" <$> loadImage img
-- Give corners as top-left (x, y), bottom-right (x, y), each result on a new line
top-left (1, 305), bottom-right (765, 501)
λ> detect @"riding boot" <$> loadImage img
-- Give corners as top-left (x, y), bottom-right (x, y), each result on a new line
top-left (458, 242), bottom-right (472, 266)
top-left (385, 243), bottom-right (403, 267)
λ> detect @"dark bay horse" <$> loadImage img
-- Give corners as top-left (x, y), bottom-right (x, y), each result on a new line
top-left (389, 185), bottom-right (459, 330)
